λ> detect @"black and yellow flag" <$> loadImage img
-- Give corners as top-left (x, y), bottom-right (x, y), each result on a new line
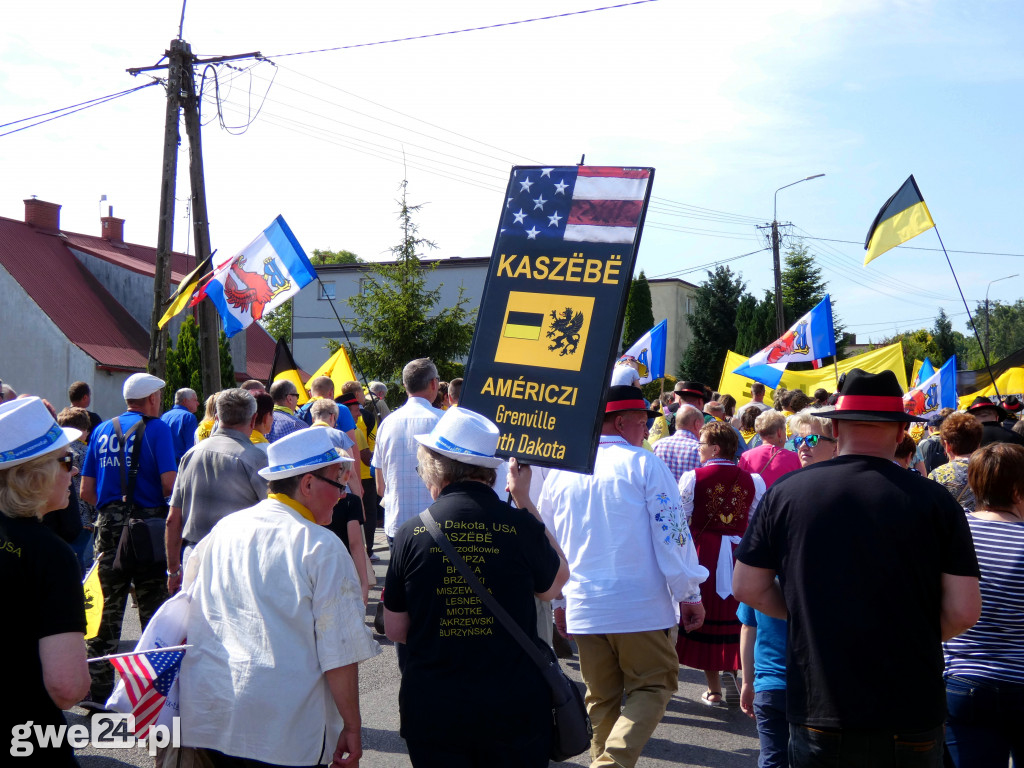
top-left (158, 254), bottom-right (213, 329)
top-left (494, 291), bottom-right (595, 372)
top-left (864, 175), bottom-right (935, 265)
top-left (269, 338), bottom-right (309, 405)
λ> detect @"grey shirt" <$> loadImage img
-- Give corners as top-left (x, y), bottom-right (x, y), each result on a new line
top-left (172, 427), bottom-right (269, 544)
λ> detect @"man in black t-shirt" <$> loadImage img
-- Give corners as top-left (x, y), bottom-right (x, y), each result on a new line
top-left (382, 407), bottom-right (568, 767)
top-left (734, 369), bottom-right (981, 768)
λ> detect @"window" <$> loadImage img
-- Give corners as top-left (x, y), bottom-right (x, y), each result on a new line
top-left (359, 278), bottom-right (376, 296)
top-left (319, 281), bottom-right (336, 300)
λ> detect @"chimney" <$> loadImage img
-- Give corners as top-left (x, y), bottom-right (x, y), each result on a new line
top-left (24, 197), bottom-right (61, 230)
top-left (100, 205), bottom-right (125, 242)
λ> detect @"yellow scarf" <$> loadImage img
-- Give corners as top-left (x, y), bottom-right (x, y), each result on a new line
top-left (269, 492), bottom-right (316, 523)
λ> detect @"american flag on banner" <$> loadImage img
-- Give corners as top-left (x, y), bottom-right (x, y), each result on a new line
top-left (110, 647), bottom-right (185, 737)
top-left (500, 166), bottom-right (651, 244)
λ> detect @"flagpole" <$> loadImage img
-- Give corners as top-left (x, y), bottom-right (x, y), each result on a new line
top-left (315, 276), bottom-right (376, 396)
top-left (933, 226), bottom-right (1002, 400)
top-left (832, 357), bottom-right (840, 387)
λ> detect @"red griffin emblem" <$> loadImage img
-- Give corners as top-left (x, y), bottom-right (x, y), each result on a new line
top-left (765, 330), bottom-right (798, 364)
top-left (904, 390), bottom-right (927, 416)
top-left (222, 254), bottom-right (287, 321)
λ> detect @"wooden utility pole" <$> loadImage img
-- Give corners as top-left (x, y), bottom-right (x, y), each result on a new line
top-left (180, 58), bottom-right (222, 397)
top-left (146, 39), bottom-right (187, 378)
top-left (133, 42), bottom-right (260, 390)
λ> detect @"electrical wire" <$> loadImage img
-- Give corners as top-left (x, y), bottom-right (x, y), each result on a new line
top-left (0, 81), bottom-right (159, 138)
top-left (799, 235), bottom-right (1024, 259)
top-left (260, 0), bottom-right (660, 59)
top-left (646, 248), bottom-right (769, 280)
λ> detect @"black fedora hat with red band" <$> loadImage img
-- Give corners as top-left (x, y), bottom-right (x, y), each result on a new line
top-left (967, 396), bottom-right (1010, 420)
top-left (674, 380), bottom-right (708, 403)
top-left (812, 368), bottom-right (927, 422)
top-left (1002, 395), bottom-right (1022, 413)
top-left (606, 385), bottom-right (660, 418)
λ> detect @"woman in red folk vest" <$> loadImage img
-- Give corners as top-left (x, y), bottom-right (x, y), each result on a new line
top-left (676, 421), bottom-right (765, 707)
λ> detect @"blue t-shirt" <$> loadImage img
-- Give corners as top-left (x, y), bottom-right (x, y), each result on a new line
top-left (298, 399), bottom-right (356, 432)
top-left (160, 405), bottom-right (198, 464)
top-left (737, 602), bottom-right (788, 693)
top-left (82, 412), bottom-right (178, 509)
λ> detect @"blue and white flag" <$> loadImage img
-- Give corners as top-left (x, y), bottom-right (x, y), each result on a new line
top-left (732, 295), bottom-right (836, 388)
top-left (621, 320), bottom-right (667, 385)
top-left (904, 355), bottom-right (957, 417)
top-left (207, 215), bottom-right (317, 338)
top-left (913, 358), bottom-right (936, 388)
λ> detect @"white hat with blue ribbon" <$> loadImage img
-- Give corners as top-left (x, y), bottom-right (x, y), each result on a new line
top-left (0, 397), bottom-right (82, 470)
top-left (415, 407), bottom-right (503, 468)
top-left (258, 426), bottom-right (353, 480)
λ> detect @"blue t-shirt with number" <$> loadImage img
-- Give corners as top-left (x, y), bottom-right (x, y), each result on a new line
top-left (82, 412), bottom-right (177, 509)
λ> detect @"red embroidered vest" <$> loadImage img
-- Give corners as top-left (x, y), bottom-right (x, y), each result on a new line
top-left (691, 462), bottom-right (754, 536)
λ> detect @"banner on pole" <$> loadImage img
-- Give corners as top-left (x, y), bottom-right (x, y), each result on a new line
top-left (461, 165), bottom-right (654, 473)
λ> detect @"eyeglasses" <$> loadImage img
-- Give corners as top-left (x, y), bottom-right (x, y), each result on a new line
top-left (311, 473), bottom-right (347, 492)
top-left (56, 452), bottom-right (74, 469)
top-left (792, 434), bottom-right (836, 449)
top-left (697, 441), bottom-right (715, 447)
top-left (286, 392), bottom-right (299, 400)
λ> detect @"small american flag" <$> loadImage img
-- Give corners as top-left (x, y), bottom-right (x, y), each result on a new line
top-left (110, 647), bottom-right (185, 737)
top-left (501, 166), bottom-right (651, 244)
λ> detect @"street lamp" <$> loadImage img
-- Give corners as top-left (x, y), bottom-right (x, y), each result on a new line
top-left (985, 273), bottom-right (1018, 358)
top-left (771, 174), bottom-right (825, 335)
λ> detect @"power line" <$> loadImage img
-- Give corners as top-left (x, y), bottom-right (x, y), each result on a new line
top-left (261, 0), bottom-right (660, 59)
top-left (0, 81), bottom-right (160, 138)
top-left (646, 248), bottom-right (769, 280)
top-left (800, 235), bottom-right (1024, 259)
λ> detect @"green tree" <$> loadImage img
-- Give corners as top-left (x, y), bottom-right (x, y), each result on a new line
top-left (932, 309), bottom-right (957, 364)
top-left (346, 181), bottom-right (476, 386)
top-left (163, 316), bottom-right (203, 411)
top-left (219, 331), bottom-right (236, 389)
top-left (622, 271), bottom-right (655, 352)
top-left (780, 241), bottom-right (848, 362)
top-left (261, 248), bottom-right (362, 344)
top-left (971, 299), bottom-right (1024, 368)
top-left (877, 328), bottom-right (941, 381)
top-left (678, 266), bottom-right (747, 385)
top-left (734, 290), bottom-right (776, 356)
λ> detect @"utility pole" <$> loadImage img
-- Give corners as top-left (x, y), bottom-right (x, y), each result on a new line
top-left (146, 39), bottom-right (187, 378)
top-left (132, 42), bottom-right (260, 392)
top-left (180, 56), bottom-right (222, 398)
top-left (771, 219), bottom-right (784, 337)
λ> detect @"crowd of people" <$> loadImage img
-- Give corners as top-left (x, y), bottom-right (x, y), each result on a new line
top-left (4, 358), bottom-right (1024, 767)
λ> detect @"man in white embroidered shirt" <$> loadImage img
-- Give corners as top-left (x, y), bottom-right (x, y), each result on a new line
top-left (177, 427), bottom-right (380, 767)
top-left (372, 358), bottom-right (444, 548)
top-left (538, 385), bottom-right (709, 768)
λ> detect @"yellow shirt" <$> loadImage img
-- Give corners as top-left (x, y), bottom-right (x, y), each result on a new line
top-left (250, 429), bottom-right (269, 445)
top-left (268, 492), bottom-right (315, 523)
top-left (196, 418), bottom-right (215, 443)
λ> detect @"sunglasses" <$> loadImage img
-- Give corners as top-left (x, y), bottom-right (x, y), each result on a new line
top-left (792, 434), bottom-right (836, 449)
top-left (56, 452), bottom-right (74, 468)
top-left (311, 473), bottom-right (347, 492)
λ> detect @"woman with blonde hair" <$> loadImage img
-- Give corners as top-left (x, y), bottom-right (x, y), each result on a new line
top-left (0, 397), bottom-right (91, 765)
top-left (194, 392), bottom-right (218, 443)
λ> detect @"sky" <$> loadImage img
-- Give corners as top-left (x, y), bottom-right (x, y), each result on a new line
top-left (3, 0), bottom-right (1023, 347)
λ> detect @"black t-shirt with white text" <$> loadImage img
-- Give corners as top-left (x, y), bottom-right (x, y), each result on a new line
top-left (736, 454), bottom-right (979, 731)
top-left (1, 515), bottom-right (86, 766)
top-left (384, 481), bottom-right (560, 744)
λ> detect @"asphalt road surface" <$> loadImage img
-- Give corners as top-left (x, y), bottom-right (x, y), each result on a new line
top-left (67, 532), bottom-right (759, 767)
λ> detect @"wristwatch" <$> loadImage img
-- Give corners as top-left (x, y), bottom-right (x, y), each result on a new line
top-left (166, 566), bottom-right (182, 577)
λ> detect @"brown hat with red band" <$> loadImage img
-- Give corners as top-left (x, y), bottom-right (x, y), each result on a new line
top-left (606, 385), bottom-right (660, 419)
top-left (812, 368), bottom-right (926, 423)
top-left (674, 380), bottom-right (708, 403)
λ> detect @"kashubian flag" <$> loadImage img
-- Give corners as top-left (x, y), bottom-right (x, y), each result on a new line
top-left (157, 254), bottom-right (214, 329)
top-left (864, 175), bottom-right (935, 265)
top-left (83, 562), bottom-right (103, 640)
top-left (269, 338), bottom-right (309, 406)
top-left (308, 346), bottom-right (358, 397)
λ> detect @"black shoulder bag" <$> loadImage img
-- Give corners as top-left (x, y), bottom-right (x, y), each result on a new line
top-left (111, 417), bottom-right (167, 576)
top-left (418, 509), bottom-right (591, 762)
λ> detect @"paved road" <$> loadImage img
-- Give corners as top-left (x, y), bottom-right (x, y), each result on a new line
top-left (70, 533), bottom-right (759, 767)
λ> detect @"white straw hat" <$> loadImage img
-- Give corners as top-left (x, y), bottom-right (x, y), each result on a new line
top-left (414, 407), bottom-right (503, 468)
top-left (123, 372), bottom-right (166, 400)
top-left (259, 427), bottom-right (352, 480)
top-left (0, 397), bottom-right (81, 470)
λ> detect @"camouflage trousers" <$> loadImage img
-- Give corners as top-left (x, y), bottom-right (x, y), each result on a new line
top-left (85, 504), bottom-right (169, 699)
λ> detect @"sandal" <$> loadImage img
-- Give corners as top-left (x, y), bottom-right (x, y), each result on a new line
top-left (700, 690), bottom-right (724, 707)
top-left (721, 671), bottom-right (741, 706)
